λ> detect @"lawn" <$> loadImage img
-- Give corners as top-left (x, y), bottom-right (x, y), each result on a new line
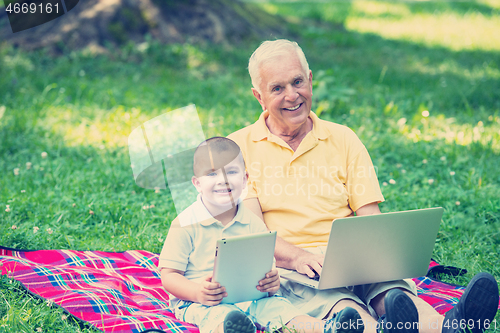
top-left (0, 0), bottom-right (499, 331)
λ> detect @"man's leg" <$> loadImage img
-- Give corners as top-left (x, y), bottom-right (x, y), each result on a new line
top-left (371, 272), bottom-right (499, 333)
top-left (371, 289), bottom-right (443, 333)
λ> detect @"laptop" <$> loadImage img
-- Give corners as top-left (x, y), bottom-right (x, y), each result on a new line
top-left (280, 207), bottom-right (444, 289)
top-left (212, 230), bottom-right (277, 304)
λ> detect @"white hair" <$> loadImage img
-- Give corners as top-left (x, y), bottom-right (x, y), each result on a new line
top-left (248, 39), bottom-right (310, 94)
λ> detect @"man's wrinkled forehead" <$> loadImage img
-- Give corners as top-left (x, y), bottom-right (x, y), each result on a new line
top-left (261, 53), bottom-right (306, 81)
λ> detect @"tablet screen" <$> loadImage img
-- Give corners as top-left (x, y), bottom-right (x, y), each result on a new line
top-left (212, 231), bottom-right (276, 304)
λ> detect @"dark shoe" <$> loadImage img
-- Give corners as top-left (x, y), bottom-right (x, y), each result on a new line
top-left (224, 310), bottom-right (256, 333)
top-left (442, 272), bottom-right (499, 333)
top-left (383, 289), bottom-right (419, 333)
top-left (324, 307), bottom-right (364, 333)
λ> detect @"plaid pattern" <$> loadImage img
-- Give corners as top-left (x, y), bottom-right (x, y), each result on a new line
top-left (427, 260), bottom-right (441, 270)
top-left (414, 276), bottom-right (465, 314)
top-left (0, 247), bottom-right (198, 333)
top-left (1, 248), bottom-right (498, 332)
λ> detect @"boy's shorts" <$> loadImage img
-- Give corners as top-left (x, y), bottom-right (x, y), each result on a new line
top-left (279, 246), bottom-right (418, 319)
top-left (173, 295), bottom-right (302, 333)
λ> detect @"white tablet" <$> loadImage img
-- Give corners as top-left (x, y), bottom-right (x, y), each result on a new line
top-left (212, 231), bottom-right (277, 304)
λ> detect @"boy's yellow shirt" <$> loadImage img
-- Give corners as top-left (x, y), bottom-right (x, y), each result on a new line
top-left (228, 111), bottom-right (384, 249)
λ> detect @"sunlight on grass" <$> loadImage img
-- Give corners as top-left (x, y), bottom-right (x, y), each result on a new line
top-left (346, 1), bottom-right (500, 51)
top-left (480, 0), bottom-right (500, 10)
top-left (43, 105), bottom-right (217, 149)
top-left (184, 44), bottom-right (221, 72)
top-left (44, 101), bottom-right (500, 157)
top-left (408, 58), bottom-right (500, 81)
top-left (394, 114), bottom-right (500, 152)
top-left (354, 1), bottom-right (410, 17)
top-left (43, 106), bottom-right (151, 149)
top-left (260, 3), bottom-right (279, 15)
top-left (2, 53), bottom-right (35, 71)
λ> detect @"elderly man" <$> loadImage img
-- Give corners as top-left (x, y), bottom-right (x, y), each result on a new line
top-left (228, 39), bottom-right (499, 333)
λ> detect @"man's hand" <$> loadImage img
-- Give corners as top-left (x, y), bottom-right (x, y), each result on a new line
top-left (295, 252), bottom-right (324, 278)
top-left (273, 236), bottom-right (325, 278)
top-left (257, 268), bottom-right (280, 295)
top-left (196, 274), bottom-right (227, 306)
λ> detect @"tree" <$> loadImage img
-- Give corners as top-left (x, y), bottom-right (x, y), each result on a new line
top-left (0, 0), bottom-right (287, 52)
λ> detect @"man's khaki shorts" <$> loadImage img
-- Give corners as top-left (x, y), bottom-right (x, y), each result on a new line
top-left (278, 246), bottom-right (418, 319)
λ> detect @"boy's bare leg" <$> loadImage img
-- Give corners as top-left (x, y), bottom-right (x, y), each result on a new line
top-left (371, 289), bottom-right (443, 333)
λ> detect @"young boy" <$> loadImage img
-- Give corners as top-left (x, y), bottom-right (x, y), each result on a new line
top-left (158, 137), bottom-right (364, 333)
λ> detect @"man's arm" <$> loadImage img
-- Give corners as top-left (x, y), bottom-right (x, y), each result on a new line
top-left (243, 198), bottom-right (324, 278)
top-left (355, 202), bottom-right (381, 216)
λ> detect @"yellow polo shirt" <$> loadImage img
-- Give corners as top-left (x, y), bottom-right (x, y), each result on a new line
top-left (228, 111), bottom-right (384, 248)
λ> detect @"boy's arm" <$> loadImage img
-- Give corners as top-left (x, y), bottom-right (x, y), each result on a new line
top-left (161, 268), bottom-right (227, 306)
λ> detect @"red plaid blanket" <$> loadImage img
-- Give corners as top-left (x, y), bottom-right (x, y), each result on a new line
top-left (0, 247), bottom-right (498, 333)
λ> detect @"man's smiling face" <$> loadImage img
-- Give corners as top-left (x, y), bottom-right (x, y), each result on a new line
top-left (252, 52), bottom-right (313, 132)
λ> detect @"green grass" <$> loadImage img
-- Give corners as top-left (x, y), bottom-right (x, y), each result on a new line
top-left (1, 0), bottom-right (500, 331)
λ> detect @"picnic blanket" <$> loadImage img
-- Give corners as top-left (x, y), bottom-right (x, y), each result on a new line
top-left (0, 246), bottom-right (498, 333)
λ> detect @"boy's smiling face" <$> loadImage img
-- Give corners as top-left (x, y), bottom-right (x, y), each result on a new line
top-left (192, 153), bottom-right (247, 215)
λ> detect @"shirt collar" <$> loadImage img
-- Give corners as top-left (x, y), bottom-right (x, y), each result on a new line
top-left (191, 195), bottom-right (249, 227)
top-left (250, 110), bottom-right (330, 142)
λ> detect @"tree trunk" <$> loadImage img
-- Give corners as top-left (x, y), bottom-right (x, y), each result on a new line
top-left (0, 0), bottom-right (287, 52)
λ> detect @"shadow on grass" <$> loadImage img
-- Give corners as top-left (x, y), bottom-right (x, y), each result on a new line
top-left (298, 27), bottom-right (499, 123)
top-left (2, 22), bottom-right (497, 131)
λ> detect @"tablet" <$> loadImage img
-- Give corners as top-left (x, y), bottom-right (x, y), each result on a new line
top-left (212, 231), bottom-right (277, 304)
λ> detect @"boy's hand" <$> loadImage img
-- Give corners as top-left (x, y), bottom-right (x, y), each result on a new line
top-left (196, 274), bottom-right (227, 306)
top-left (257, 268), bottom-right (280, 296)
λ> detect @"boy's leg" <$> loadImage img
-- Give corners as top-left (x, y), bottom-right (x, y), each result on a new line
top-left (246, 295), bottom-right (304, 332)
top-left (221, 310), bottom-right (257, 333)
top-left (183, 303), bottom-right (243, 333)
